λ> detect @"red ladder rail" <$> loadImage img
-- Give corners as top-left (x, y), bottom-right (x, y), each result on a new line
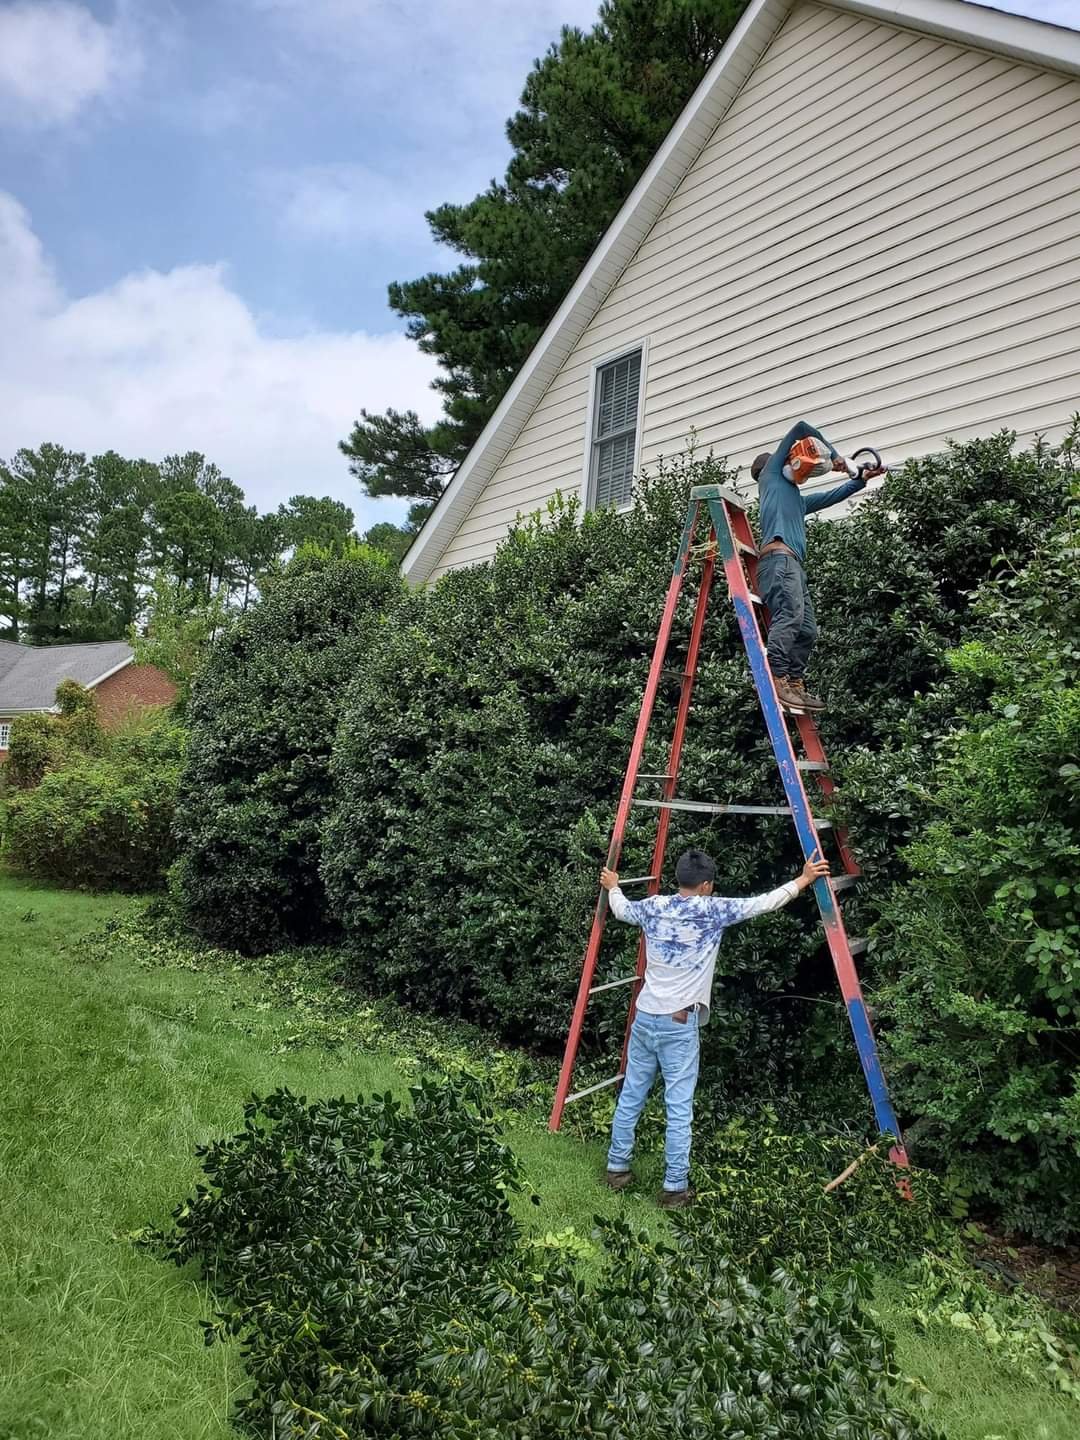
top-left (547, 500), bottom-right (700, 1130)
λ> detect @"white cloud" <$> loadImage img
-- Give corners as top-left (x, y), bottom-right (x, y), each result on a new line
top-left (250, 0), bottom-right (600, 257)
top-left (0, 192), bottom-right (440, 523)
top-left (167, 75), bottom-right (283, 137)
top-left (0, 1), bottom-right (139, 128)
top-left (251, 0), bottom-right (601, 144)
top-left (266, 163), bottom-right (427, 247)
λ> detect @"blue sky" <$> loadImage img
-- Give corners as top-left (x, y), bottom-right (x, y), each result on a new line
top-left (0, 0), bottom-right (1072, 527)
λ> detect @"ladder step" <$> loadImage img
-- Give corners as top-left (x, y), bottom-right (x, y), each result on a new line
top-left (633, 798), bottom-right (793, 816)
top-left (566, 1073), bottom-right (624, 1104)
top-left (832, 875), bottom-right (857, 892)
top-left (589, 975), bottom-right (638, 994)
top-left (749, 592), bottom-right (763, 605)
top-left (617, 874), bottom-right (657, 885)
top-left (797, 760), bottom-right (829, 772)
top-left (848, 937), bottom-right (869, 956)
top-left (633, 799), bottom-right (831, 828)
top-left (736, 539), bottom-right (758, 558)
top-left (636, 773), bottom-right (674, 781)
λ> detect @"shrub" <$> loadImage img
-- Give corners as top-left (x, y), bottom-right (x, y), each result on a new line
top-left (4, 680), bottom-right (107, 789)
top-left (4, 712), bottom-right (58, 790)
top-left (151, 1081), bottom-right (940, 1440)
top-left (171, 544), bottom-right (405, 951)
top-left (842, 483), bottom-right (1080, 1240)
top-left (323, 437), bottom-right (1073, 1093)
top-left (3, 713), bottom-right (185, 889)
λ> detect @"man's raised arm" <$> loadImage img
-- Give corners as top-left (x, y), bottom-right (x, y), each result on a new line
top-left (706, 853), bottom-right (830, 925)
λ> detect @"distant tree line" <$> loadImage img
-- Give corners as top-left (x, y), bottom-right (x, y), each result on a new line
top-left (0, 442), bottom-right (407, 644)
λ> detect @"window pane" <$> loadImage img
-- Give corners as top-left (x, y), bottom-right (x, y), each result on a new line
top-left (594, 431), bottom-right (636, 508)
top-left (595, 351), bottom-right (641, 439)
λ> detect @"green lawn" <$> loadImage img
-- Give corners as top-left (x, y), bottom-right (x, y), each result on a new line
top-left (0, 872), bottom-right (1075, 1440)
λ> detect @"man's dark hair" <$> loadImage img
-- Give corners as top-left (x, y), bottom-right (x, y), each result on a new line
top-left (675, 848), bottom-right (716, 888)
top-left (751, 452), bottom-right (771, 481)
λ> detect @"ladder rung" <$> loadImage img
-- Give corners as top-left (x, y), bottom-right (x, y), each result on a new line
top-left (848, 937), bottom-right (868, 956)
top-left (636, 773), bottom-right (673, 781)
top-left (749, 592), bottom-right (763, 605)
top-left (634, 799), bottom-right (791, 817)
top-left (566, 1073), bottom-right (624, 1104)
top-left (589, 975), bottom-right (638, 994)
top-left (736, 539), bottom-right (758, 557)
top-left (797, 760), bottom-right (829, 772)
top-left (617, 874), bottom-right (657, 885)
top-left (832, 875), bottom-right (857, 892)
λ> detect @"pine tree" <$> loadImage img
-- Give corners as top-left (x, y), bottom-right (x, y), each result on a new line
top-left (341, 0), bottom-right (746, 506)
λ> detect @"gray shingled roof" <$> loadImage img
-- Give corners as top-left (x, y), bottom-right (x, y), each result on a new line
top-left (0, 641), bottom-right (133, 713)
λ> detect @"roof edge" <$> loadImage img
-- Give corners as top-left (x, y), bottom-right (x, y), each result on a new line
top-left (84, 654), bottom-right (134, 690)
top-left (402, 0), bottom-right (1080, 584)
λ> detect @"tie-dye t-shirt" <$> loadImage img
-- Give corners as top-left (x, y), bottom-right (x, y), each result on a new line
top-left (608, 882), bottom-right (799, 1022)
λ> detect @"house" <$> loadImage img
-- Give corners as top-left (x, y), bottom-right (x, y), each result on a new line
top-left (403, 0), bottom-right (1080, 586)
top-left (0, 641), bottom-right (177, 758)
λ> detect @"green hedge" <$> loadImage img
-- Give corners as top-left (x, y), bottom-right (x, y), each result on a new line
top-left (3, 716), bottom-right (184, 890)
top-left (168, 428), bottom-right (1077, 1236)
top-left (171, 544), bottom-right (405, 951)
top-left (323, 438), bottom-right (1070, 1057)
top-left (319, 435), bottom-right (1076, 1237)
top-left (839, 478), bottom-right (1080, 1241)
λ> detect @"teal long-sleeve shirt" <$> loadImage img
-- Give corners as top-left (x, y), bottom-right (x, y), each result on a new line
top-left (756, 420), bottom-right (866, 562)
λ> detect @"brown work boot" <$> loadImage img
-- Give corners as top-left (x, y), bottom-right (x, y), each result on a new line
top-left (658, 1186), bottom-right (696, 1210)
top-left (791, 679), bottom-right (826, 712)
top-left (772, 675), bottom-right (805, 711)
top-left (603, 1169), bottom-right (633, 1191)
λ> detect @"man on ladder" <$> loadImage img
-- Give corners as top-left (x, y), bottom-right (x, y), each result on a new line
top-left (751, 420), bottom-right (882, 713)
top-left (601, 846), bottom-right (830, 1208)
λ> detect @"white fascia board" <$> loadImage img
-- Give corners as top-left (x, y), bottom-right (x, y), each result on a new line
top-left (833, 0), bottom-right (1080, 77)
top-left (85, 656), bottom-right (134, 690)
top-left (401, 0), bottom-right (1078, 584)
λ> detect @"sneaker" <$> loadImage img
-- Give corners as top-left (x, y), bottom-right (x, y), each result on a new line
top-left (658, 1186), bottom-right (696, 1210)
top-left (772, 675), bottom-right (805, 711)
top-left (791, 679), bottom-right (826, 712)
top-left (603, 1169), bottom-right (633, 1191)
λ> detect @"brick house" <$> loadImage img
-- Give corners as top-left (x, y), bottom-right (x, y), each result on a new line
top-left (0, 641), bottom-right (177, 758)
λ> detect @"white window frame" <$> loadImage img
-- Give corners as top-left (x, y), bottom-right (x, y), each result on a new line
top-left (581, 338), bottom-right (649, 514)
top-left (0, 722), bottom-right (10, 750)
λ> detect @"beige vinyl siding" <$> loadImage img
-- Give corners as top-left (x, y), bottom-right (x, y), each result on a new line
top-left (429, 0), bottom-right (1080, 577)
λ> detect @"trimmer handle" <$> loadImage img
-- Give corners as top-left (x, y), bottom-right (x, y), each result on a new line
top-left (851, 446), bottom-right (884, 481)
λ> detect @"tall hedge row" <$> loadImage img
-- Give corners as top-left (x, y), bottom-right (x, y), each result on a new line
top-left (172, 430), bottom-right (1077, 1236)
top-left (323, 438), bottom-right (1070, 1063)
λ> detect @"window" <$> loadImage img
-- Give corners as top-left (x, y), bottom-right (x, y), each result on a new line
top-left (587, 347), bottom-right (643, 510)
top-left (0, 722), bottom-right (10, 750)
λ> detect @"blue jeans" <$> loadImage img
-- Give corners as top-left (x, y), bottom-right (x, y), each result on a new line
top-left (758, 550), bottom-right (818, 681)
top-left (607, 1010), bottom-right (701, 1191)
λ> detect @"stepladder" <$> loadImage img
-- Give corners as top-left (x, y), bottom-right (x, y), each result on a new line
top-left (548, 481), bottom-right (911, 1188)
